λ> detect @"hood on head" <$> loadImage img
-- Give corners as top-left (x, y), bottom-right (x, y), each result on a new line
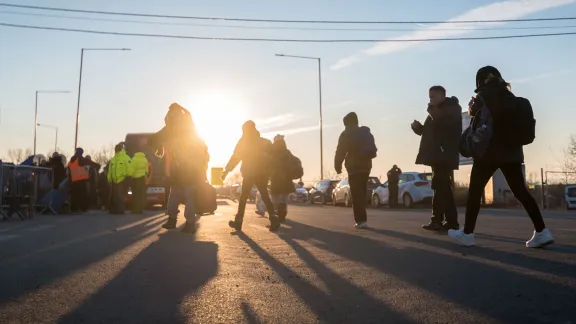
top-left (242, 120), bottom-right (260, 138)
top-left (343, 112), bottom-right (359, 127)
top-left (443, 96), bottom-right (459, 106)
top-left (75, 148), bottom-right (84, 156)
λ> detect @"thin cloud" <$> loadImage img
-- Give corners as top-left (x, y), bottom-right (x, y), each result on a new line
top-left (262, 124), bottom-right (337, 138)
top-left (509, 68), bottom-right (576, 84)
top-left (331, 0), bottom-right (576, 70)
top-left (255, 113), bottom-right (295, 130)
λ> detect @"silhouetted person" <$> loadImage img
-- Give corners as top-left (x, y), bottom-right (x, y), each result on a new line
top-left (68, 148), bottom-right (89, 213)
top-left (108, 143), bottom-right (133, 215)
top-left (270, 134), bottom-right (298, 223)
top-left (449, 66), bottom-right (554, 248)
top-left (387, 165), bottom-right (402, 208)
top-left (412, 85), bottom-right (461, 231)
top-left (335, 112), bottom-right (378, 228)
top-left (46, 152), bottom-right (66, 189)
top-left (131, 151), bottom-right (149, 214)
top-left (222, 120), bottom-right (280, 232)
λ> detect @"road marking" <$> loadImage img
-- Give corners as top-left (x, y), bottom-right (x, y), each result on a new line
top-left (26, 225), bottom-right (55, 231)
top-left (0, 234), bottom-right (19, 242)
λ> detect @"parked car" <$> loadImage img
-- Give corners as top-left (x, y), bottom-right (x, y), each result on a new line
top-left (309, 179), bottom-right (340, 204)
top-left (372, 172), bottom-right (433, 208)
top-left (332, 176), bottom-right (381, 207)
top-left (289, 186), bottom-right (309, 202)
top-left (565, 185), bottom-right (576, 210)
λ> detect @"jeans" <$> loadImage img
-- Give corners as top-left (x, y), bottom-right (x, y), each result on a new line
top-left (167, 184), bottom-right (196, 223)
top-left (464, 163), bottom-right (545, 234)
top-left (237, 176), bottom-right (276, 219)
top-left (431, 166), bottom-right (458, 226)
top-left (349, 172), bottom-right (369, 223)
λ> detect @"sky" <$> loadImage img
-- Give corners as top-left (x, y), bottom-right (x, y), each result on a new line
top-left (1, 0), bottom-right (576, 184)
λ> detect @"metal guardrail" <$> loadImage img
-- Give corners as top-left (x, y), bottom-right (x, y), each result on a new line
top-left (1, 162), bottom-right (55, 220)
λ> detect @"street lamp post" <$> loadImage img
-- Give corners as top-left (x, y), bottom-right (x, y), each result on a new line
top-left (34, 90), bottom-right (69, 156)
top-left (275, 54), bottom-right (324, 180)
top-left (74, 48), bottom-right (131, 151)
top-left (37, 123), bottom-right (58, 153)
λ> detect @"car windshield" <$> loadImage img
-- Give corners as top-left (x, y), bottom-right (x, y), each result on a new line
top-left (368, 177), bottom-right (381, 185)
top-left (419, 173), bottom-right (433, 181)
top-left (567, 187), bottom-right (576, 197)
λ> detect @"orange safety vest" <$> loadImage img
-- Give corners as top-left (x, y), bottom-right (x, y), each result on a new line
top-left (69, 159), bottom-right (89, 182)
top-left (146, 162), bottom-right (153, 185)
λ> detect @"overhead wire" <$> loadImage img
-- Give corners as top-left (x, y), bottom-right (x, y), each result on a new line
top-left (1, 2), bottom-right (576, 24)
top-left (2, 10), bottom-right (576, 32)
top-left (2, 22), bottom-right (576, 42)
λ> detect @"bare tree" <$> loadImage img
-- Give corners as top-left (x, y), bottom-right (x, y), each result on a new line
top-left (557, 135), bottom-right (576, 183)
top-left (90, 143), bottom-right (115, 166)
top-left (7, 148), bottom-right (32, 164)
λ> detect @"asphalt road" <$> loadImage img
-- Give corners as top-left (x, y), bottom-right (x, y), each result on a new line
top-left (0, 202), bottom-right (575, 324)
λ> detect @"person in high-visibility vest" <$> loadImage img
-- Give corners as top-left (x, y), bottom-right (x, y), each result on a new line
top-left (68, 147), bottom-right (90, 213)
top-left (131, 152), bottom-right (149, 214)
top-left (107, 143), bottom-right (133, 214)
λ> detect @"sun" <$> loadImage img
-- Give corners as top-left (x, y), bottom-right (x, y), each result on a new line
top-left (185, 92), bottom-right (248, 168)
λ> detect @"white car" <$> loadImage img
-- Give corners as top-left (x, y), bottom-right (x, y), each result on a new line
top-left (372, 172), bottom-right (434, 208)
top-left (565, 185), bottom-right (576, 210)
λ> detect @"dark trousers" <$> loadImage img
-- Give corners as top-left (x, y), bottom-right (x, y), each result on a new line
top-left (237, 176), bottom-right (275, 219)
top-left (430, 166), bottom-right (458, 226)
top-left (464, 163), bottom-right (545, 234)
top-left (349, 172), bottom-right (369, 223)
top-left (70, 180), bottom-right (88, 212)
top-left (388, 184), bottom-right (399, 208)
top-left (110, 180), bottom-right (128, 214)
top-left (132, 177), bottom-right (147, 213)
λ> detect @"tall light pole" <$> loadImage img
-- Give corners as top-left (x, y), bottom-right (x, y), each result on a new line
top-left (37, 123), bottom-right (58, 153)
top-left (34, 90), bottom-right (69, 156)
top-left (75, 48), bottom-right (131, 151)
top-left (275, 54), bottom-right (324, 180)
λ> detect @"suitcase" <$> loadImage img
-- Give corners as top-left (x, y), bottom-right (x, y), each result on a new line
top-left (195, 181), bottom-right (217, 215)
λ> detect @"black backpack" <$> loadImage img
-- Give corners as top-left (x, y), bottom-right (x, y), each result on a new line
top-left (289, 153), bottom-right (304, 180)
top-left (503, 97), bottom-right (536, 146)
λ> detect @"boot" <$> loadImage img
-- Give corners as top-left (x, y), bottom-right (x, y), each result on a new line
top-left (277, 204), bottom-right (287, 223)
top-left (228, 214), bottom-right (243, 231)
top-left (269, 215), bottom-right (280, 232)
top-left (162, 218), bottom-right (177, 229)
top-left (181, 221), bottom-right (196, 234)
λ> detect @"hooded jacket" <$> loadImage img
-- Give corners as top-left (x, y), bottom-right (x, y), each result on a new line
top-left (225, 130), bottom-right (273, 178)
top-left (270, 140), bottom-right (296, 195)
top-left (334, 112), bottom-right (376, 175)
top-left (107, 149), bottom-right (133, 184)
top-left (132, 152), bottom-right (149, 179)
top-left (414, 97), bottom-right (462, 170)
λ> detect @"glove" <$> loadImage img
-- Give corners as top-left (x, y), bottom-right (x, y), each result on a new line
top-left (221, 170), bottom-right (229, 181)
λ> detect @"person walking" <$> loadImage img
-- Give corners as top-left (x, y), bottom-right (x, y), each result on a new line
top-left (107, 143), bottom-right (133, 215)
top-left (386, 165), bottom-right (402, 208)
top-left (449, 66), bottom-right (554, 248)
top-left (131, 151), bottom-right (149, 214)
top-left (412, 86), bottom-right (462, 231)
top-left (68, 148), bottom-right (90, 213)
top-left (150, 103), bottom-right (209, 233)
top-left (335, 112), bottom-right (378, 228)
top-left (270, 134), bottom-right (299, 223)
top-left (222, 120), bottom-right (280, 232)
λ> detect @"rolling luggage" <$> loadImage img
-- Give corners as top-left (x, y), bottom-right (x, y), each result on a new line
top-left (195, 181), bottom-right (217, 215)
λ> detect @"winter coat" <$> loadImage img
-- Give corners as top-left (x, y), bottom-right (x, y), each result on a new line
top-left (46, 156), bottom-right (66, 189)
top-left (335, 125), bottom-right (375, 175)
top-left (470, 86), bottom-right (524, 165)
top-left (166, 136), bottom-right (209, 186)
top-left (387, 167), bottom-right (402, 186)
top-left (132, 152), bottom-right (149, 179)
top-left (270, 148), bottom-right (296, 195)
top-left (414, 96), bottom-right (462, 170)
top-left (107, 150), bottom-right (133, 184)
top-left (225, 132), bottom-right (273, 178)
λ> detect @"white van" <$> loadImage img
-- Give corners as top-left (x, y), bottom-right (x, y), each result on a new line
top-left (564, 185), bottom-right (576, 210)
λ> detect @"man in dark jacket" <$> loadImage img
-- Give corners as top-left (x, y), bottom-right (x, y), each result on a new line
top-left (270, 134), bottom-right (296, 223)
top-left (411, 85), bottom-right (462, 231)
top-left (222, 120), bottom-right (280, 232)
top-left (335, 112), bottom-right (377, 228)
top-left (387, 165), bottom-right (402, 208)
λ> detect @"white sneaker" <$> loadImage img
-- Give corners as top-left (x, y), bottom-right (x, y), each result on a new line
top-left (526, 228), bottom-right (554, 248)
top-left (354, 222), bottom-right (368, 229)
top-left (448, 228), bottom-right (475, 247)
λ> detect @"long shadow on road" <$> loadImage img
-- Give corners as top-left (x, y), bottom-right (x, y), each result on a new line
top-left (238, 232), bottom-right (416, 324)
top-left (58, 232), bottom-right (218, 324)
top-left (279, 220), bottom-right (576, 324)
top-left (0, 215), bottom-right (165, 305)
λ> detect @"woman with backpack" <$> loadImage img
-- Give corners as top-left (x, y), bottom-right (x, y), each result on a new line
top-left (449, 66), bottom-right (554, 248)
top-left (270, 134), bottom-right (299, 223)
